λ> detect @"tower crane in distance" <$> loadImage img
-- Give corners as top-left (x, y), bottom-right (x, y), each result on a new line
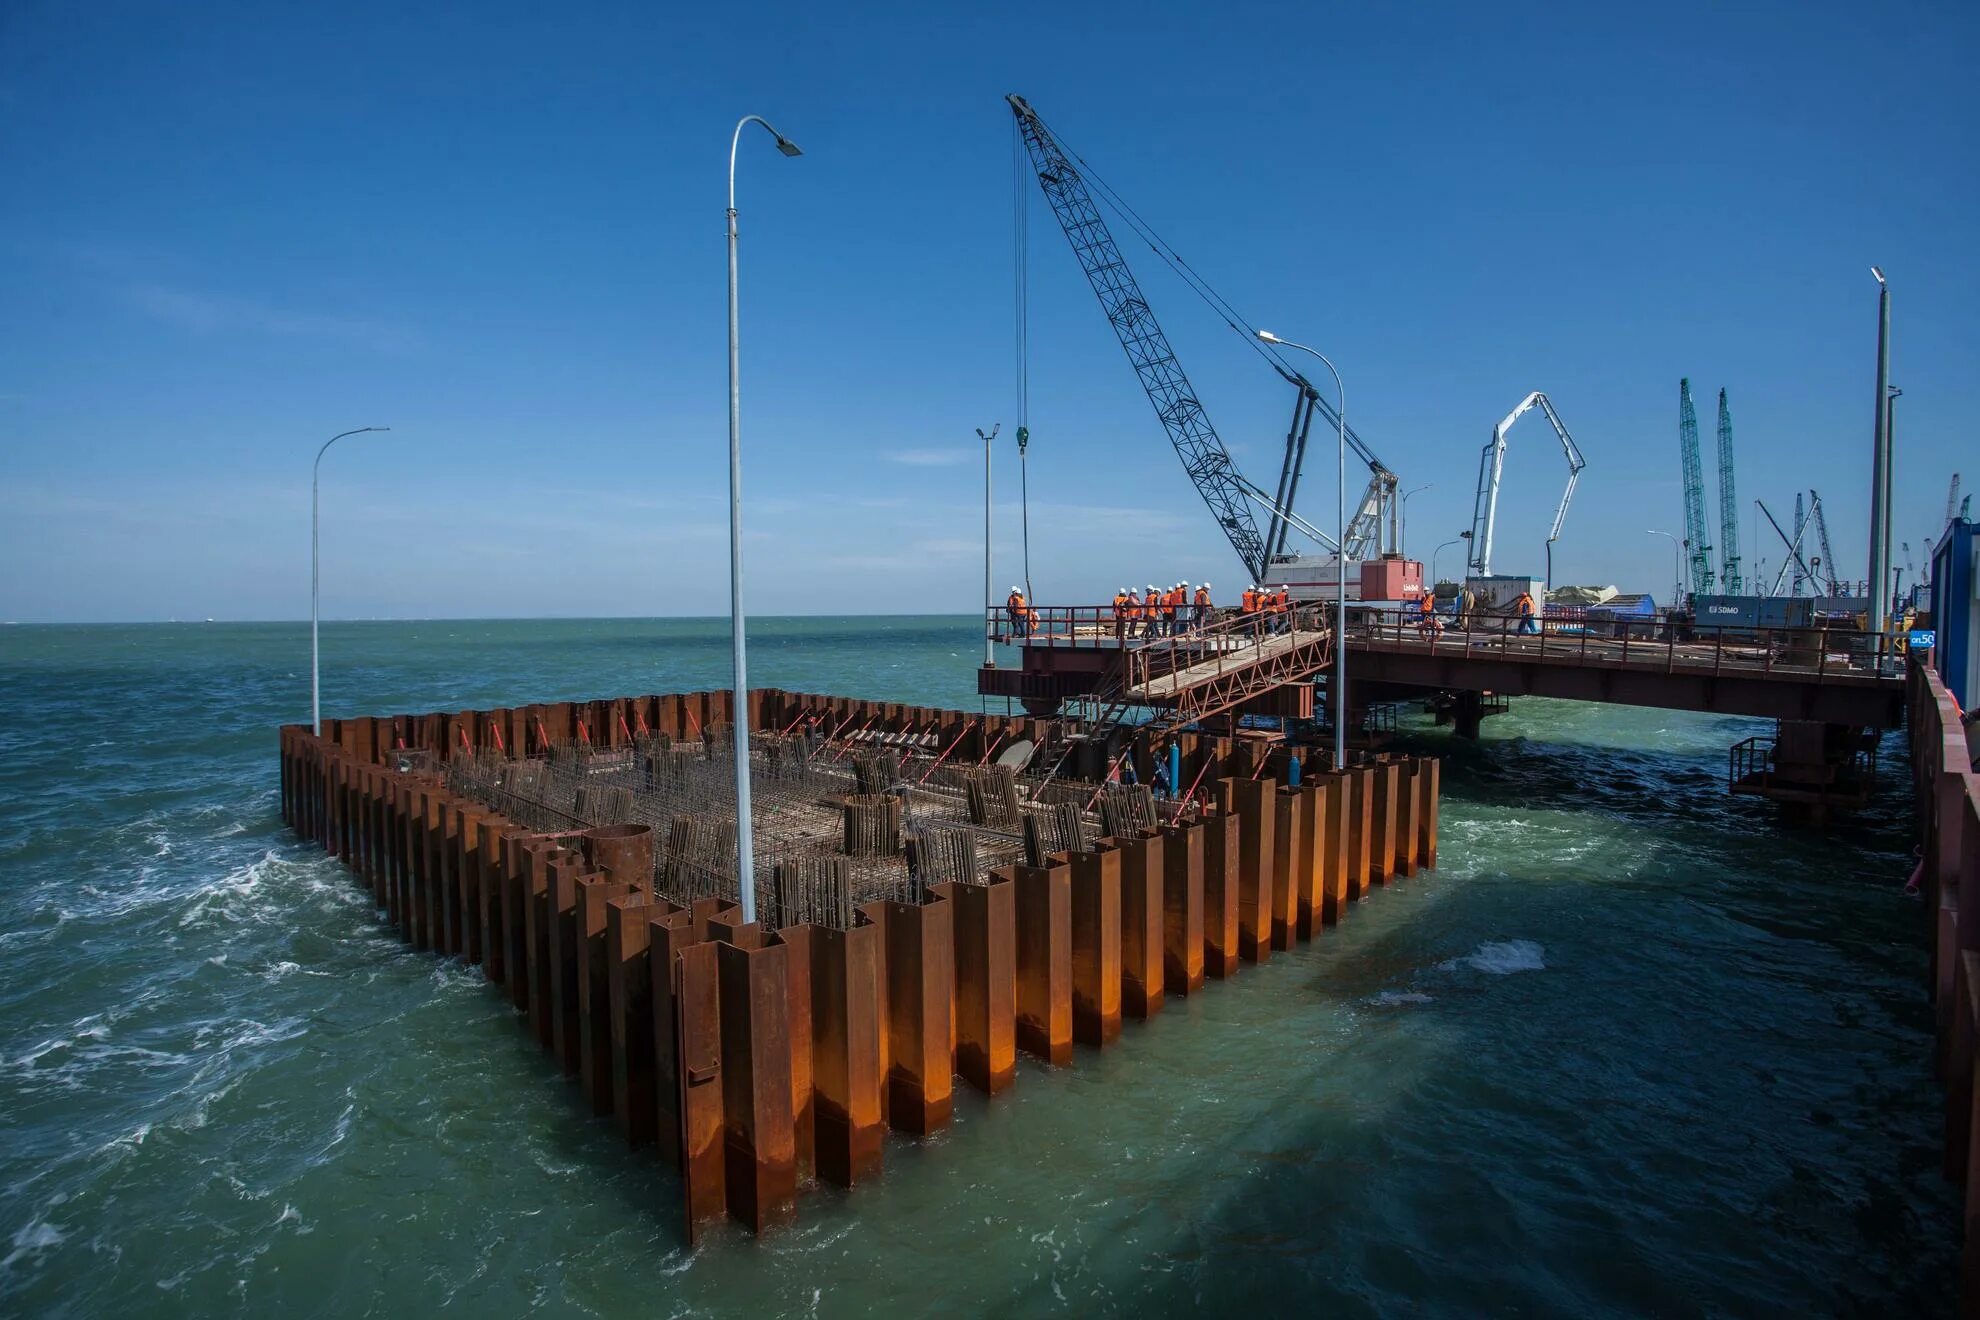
top-left (1678, 379), bottom-right (1714, 597)
top-left (1466, 392), bottom-right (1586, 589)
top-left (1006, 94), bottom-right (1400, 585)
top-left (1808, 488), bottom-right (1840, 595)
top-left (1716, 388), bottom-right (1742, 594)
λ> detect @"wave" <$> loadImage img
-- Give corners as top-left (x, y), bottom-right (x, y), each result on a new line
top-left (1439, 939), bottom-right (1546, 975)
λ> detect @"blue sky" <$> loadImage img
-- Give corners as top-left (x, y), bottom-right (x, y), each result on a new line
top-left (1, 0), bottom-right (1974, 621)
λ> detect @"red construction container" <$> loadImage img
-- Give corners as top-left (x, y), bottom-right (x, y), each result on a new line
top-left (1359, 557), bottom-right (1424, 602)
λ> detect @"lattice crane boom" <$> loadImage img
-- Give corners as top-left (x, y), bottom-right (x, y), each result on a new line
top-left (1809, 487), bottom-right (1840, 595)
top-left (1716, 388), bottom-right (1742, 594)
top-left (1008, 94), bottom-right (1269, 582)
top-left (1678, 379), bottom-right (1714, 596)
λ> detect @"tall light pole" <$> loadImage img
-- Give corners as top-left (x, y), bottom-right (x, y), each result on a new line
top-left (1257, 330), bottom-right (1347, 769)
top-left (727, 113), bottom-right (802, 925)
top-left (1647, 530), bottom-right (1682, 609)
top-left (1431, 535), bottom-right (1462, 585)
top-left (1868, 265), bottom-right (1891, 647)
top-left (978, 424), bottom-right (999, 667)
top-left (311, 426), bottom-right (389, 735)
top-left (1398, 484), bottom-right (1431, 557)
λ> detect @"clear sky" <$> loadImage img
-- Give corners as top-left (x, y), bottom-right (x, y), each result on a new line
top-left (1, 0), bottom-right (1974, 622)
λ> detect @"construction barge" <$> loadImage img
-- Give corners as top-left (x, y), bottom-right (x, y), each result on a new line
top-left (278, 684), bottom-right (1443, 1243)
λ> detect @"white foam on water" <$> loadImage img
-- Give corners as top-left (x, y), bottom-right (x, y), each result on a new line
top-left (1, 1216), bottom-right (67, 1272)
top-left (1439, 939), bottom-right (1546, 975)
top-left (1369, 990), bottom-right (1434, 1006)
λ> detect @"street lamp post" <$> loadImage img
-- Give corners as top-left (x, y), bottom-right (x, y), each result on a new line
top-left (978, 424), bottom-right (999, 668)
top-left (1647, 530), bottom-right (1683, 610)
top-left (1398, 484), bottom-right (1431, 558)
top-left (1868, 266), bottom-right (1891, 647)
top-left (1431, 535), bottom-right (1462, 585)
top-left (1256, 330), bottom-right (1347, 769)
top-left (311, 426), bottom-right (389, 735)
top-left (727, 113), bottom-right (802, 925)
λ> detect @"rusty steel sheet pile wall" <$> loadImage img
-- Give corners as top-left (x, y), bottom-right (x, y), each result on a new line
top-left (278, 685), bottom-right (1444, 1245)
top-left (1907, 657), bottom-right (1980, 1309)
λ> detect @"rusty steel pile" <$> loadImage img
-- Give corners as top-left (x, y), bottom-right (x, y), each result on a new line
top-left (279, 685), bottom-right (1443, 1243)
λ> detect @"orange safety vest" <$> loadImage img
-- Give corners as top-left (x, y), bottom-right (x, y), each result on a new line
top-left (1165, 587), bottom-right (1182, 614)
top-left (1419, 593), bottom-right (1433, 615)
top-left (1270, 590), bottom-right (1288, 613)
top-left (1008, 591), bottom-right (1029, 617)
top-left (1240, 589), bottom-right (1257, 613)
top-left (1195, 587), bottom-right (1211, 609)
top-left (1113, 593), bottom-right (1129, 619)
top-left (1516, 593), bottom-right (1534, 616)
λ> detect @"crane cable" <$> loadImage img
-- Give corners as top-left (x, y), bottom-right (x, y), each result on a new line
top-left (1026, 104), bottom-right (1294, 381)
top-left (1012, 115), bottom-right (1034, 605)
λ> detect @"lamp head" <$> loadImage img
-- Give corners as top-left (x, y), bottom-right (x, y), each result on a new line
top-left (776, 137), bottom-right (803, 158)
top-left (1255, 329), bottom-right (1283, 344)
top-left (1871, 265), bottom-right (1885, 285)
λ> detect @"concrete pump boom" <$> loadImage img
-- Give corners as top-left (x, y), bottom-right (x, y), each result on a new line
top-left (1467, 391), bottom-right (1586, 577)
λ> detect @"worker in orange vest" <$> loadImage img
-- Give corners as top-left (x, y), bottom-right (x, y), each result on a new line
top-left (1112, 588), bottom-right (1131, 643)
top-left (1145, 583), bottom-right (1161, 637)
top-left (1514, 590), bottom-right (1538, 636)
top-left (1007, 586), bottom-right (1032, 638)
top-left (1194, 582), bottom-right (1213, 629)
top-left (1240, 585), bottom-right (1258, 615)
top-left (1164, 583), bottom-right (1184, 635)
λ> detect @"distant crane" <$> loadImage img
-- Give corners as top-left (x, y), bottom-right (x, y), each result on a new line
top-left (1790, 492), bottom-right (1807, 597)
top-left (1758, 498), bottom-right (1819, 597)
top-left (1715, 388), bottom-right (1742, 594)
top-left (1808, 488), bottom-right (1840, 595)
top-left (1466, 391), bottom-right (1586, 586)
top-left (1678, 379), bottom-right (1714, 596)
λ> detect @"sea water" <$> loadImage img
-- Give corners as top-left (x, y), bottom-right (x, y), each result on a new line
top-left (0, 617), bottom-right (1956, 1315)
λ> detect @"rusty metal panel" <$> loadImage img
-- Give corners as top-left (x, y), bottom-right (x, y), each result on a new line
top-left (476, 818), bottom-right (511, 983)
top-left (1420, 756), bottom-right (1441, 868)
top-left (1234, 778), bottom-right (1276, 963)
top-left (1309, 777), bottom-right (1349, 927)
top-left (809, 920), bottom-right (884, 1186)
top-left (456, 807), bottom-right (485, 964)
top-left (882, 891), bottom-right (955, 1134)
top-left (578, 877), bottom-right (633, 1116)
top-left (1202, 806), bottom-right (1242, 978)
top-left (1116, 832), bottom-right (1165, 1018)
top-left (674, 942), bottom-right (725, 1242)
top-left (1159, 821), bottom-right (1205, 993)
top-left (1346, 767), bottom-right (1374, 899)
top-left (716, 940), bottom-right (797, 1234)
top-left (607, 892), bottom-right (661, 1147)
top-left (946, 877), bottom-right (1017, 1094)
top-left (1270, 789), bottom-right (1302, 952)
top-left (1294, 785), bottom-right (1325, 939)
top-left (773, 925), bottom-right (815, 1177)
top-left (1011, 861), bottom-right (1073, 1065)
top-left (1369, 761), bottom-right (1400, 883)
top-left (648, 909), bottom-right (700, 1171)
top-left (1392, 760), bottom-right (1420, 877)
top-left (547, 860), bottom-right (588, 1076)
top-left (1069, 843), bottom-right (1123, 1047)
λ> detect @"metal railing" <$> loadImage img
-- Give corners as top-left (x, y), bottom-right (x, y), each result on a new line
top-left (1346, 605), bottom-right (1900, 680)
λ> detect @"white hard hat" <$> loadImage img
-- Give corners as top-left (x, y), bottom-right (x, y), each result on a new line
top-left (1010, 585), bottom-right (1020, 592)
top-left (1203, 582), bottom-right (1211, 589)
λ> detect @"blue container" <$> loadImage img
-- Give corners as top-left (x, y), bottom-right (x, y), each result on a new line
top-left (1929, 519), bottom-right (1976, 708)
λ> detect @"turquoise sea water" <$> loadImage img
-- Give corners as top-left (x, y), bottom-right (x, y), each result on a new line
top-left (0, 616), bottom-right (1957, 1316)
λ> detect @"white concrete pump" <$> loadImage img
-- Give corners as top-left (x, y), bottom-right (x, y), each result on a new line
top-left (1466, 391), bottom-right (1587, 583)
